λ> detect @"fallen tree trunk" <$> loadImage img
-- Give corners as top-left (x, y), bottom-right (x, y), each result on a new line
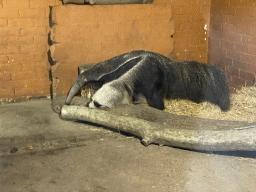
top-left (61, 105), bottom-right (256, 151)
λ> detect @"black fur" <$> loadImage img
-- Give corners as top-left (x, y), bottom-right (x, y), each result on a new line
top-left (67, 50), bottom-right (230, 111)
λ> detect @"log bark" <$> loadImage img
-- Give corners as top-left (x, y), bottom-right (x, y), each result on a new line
top-left (60, 104), bottom-right (256, 151)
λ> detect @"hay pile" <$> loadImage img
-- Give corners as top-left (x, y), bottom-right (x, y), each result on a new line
top-left (164, 86), bottom-right (256, 122)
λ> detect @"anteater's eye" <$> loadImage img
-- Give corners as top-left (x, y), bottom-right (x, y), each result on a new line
top-left (94, 101), bottom-right (101, 107)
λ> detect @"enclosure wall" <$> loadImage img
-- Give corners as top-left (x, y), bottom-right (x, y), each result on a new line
top-left (0, 0), bottom-right (62, 103)
top-left (50, 1), bottom-right (175, 96)
top-left (171, 0), bottom-right (211, 63)
top-left (208, 0), bottom-right (256, 91)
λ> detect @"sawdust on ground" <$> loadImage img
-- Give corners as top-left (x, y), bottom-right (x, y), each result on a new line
top-left (164, 86), bottom-right (256, 122)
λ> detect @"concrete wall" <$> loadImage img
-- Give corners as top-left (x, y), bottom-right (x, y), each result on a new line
top-left (172, 0), bottom-right (211, 63)
top-left (3, 0), bottom-right (252, 101)
top-left (50, 2), bottom-right (175, 95)
top-left (208, 0), bottom-right (256, 91)
top-left (0, 0), bottom-right (62, 103)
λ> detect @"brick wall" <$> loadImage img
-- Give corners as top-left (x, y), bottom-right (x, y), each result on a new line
top-left (0, 0), bottom-right (62, 103)
top-left (208, 0), bottom-right (256, 91)
top-left (171, 0), bottom-right (211, 63)
top-left (50, 2), bottom-right (175, 96)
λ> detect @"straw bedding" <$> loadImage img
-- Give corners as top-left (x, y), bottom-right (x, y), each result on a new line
top-left (164, 86), bottom-right (256, 122)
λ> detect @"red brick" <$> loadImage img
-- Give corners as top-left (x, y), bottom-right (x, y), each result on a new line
top-left (224, 32), bottom-right (242, 42)
top-left (233, 59), bottom-right (248, 70)
top-left (11, 71), bottom-right (38, 81)
top-left (241, 53), bottom-right (256, 64)
top-left (222, 23), bottom-right (236, 33)
top-left (25, 78), bottom-right (51, 88)
top-left (35, 18), bottom-right (50, 27)
top-left (0, 28), bottom-right (20, 37)
top-left (0, 72), bottom-right (11, 81)
top-left (22, 62), bottom-right (38, 71)
top-left (21, 27), bottom-right (47, 36)
top-left (215, 61), bottom-right (227, 71)
top-left (244, 16), bottom-right (256, 25)
top-left (0, 45), bottom-right (21, 55)
top-left (249, 45), bottom-right (256, 54)
top-left (19, 9), bottom-right (46, 18)
top-left (8, 18), bottom-right (35, 27)
top-left (219, 56), bottom-right (233, 66)
top-left (0, 80), bottom-right (26, 89)
top-left (248, 63), bottom-right (256, 74)
top-left (35, 86), bottom-right (51, 95)
top-left (227, 50), bottom-right (241, 60)
top-left (245, 0), bottom-right (256, 7)
top-left (242, 35), bottom-right (256, 45)
top-left (211, 14), bottom-right (223, 23)
top-left (8, 36), bottom-right (34, 45)
top-left (221, 40), bottom-right (234, 50)
top-left (0, 89), bottom-right (14, 98)
top-left (240, 70), bottom-right (255, 82)
top-left (21, 44), bottom-right (47, 54)
top-left (234, 43), bottom-right (249, 53)
top-left (0, 8), bottom-right (19, 17)
top-left (236, 24), bottom-right (252, 35)
top-left (227, 66), bottom-right (240, 77)
top-left (35, 53), bottom-right (48, 62)
top-left (231, 76), bottom-right (246, 89)
top-left (208, 53), bottom-right (220, 65)
top-left (250, 8), bottom-right (256, 17)
top-left (14, 87), bottom-right (36, 97)
top-left (0, 18), bottom-right (7, 27)
top-left (231, 0), bottom-right (246, 6)
top-left (36, 61), bottom-right (51, 79)
top-left (3, 0), bottom-right (29, 9)
top-left (221, 6), bottom-right (236, 15)
top-left (236, 7), bottom-right (250, 17)
top-left (0, 55), bottom-right (8, 63)
top-left (34, 35), bottom-right (48, 44)
top-left (0, 63), bottom-right (23, 72)
top-left (211, 22), bottom-right (222, 31)
top-left (30, 0), bottom-right (56, 8)
top-left (209, 30), bottom-right (225, 40)
top-left (209, 37), bottom-right (221, 48)
top-left (8, 54), bottom-right (35, 64)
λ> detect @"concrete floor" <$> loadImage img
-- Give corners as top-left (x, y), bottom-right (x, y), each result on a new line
top-left (0, 99), bottom-right (256, 192)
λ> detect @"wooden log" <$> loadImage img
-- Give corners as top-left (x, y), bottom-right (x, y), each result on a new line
top-left (61, 104), bottom-right (256, 151)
